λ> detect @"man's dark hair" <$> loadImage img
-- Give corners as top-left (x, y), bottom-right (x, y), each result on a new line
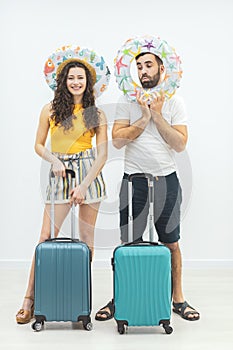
top-left (135, 52), bottom-right (163, 67)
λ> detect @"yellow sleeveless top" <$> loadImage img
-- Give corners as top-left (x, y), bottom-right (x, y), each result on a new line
top-left (50, 104), bottom-right (95, 154)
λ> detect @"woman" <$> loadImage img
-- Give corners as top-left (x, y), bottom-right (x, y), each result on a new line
top-left (16, 52), bottom-right (108, 324)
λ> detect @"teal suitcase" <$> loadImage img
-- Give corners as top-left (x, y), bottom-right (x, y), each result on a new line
top-left (32, 170), bottom-right (92, 331)
top-left (112, 173), bottom-right (173, 334)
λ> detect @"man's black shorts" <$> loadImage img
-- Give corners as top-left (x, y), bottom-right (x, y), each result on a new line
top-left (119, 172), bottom-right (182, 243)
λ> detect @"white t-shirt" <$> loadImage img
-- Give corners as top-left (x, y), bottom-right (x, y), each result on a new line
top-left (115, 94), bottom-right (187, 176)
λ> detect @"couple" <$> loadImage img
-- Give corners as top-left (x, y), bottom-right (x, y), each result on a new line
top-left (16, 41), bottom-right (200, 325)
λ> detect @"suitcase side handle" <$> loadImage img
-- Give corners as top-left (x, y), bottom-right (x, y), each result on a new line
top-left (45, 237), bottom-right (80, 243)
top-left (123, 241), bottom-right (159, 247)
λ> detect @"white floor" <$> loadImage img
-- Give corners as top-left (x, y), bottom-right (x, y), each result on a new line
top-left (1, 267), bottom-right (233, 350)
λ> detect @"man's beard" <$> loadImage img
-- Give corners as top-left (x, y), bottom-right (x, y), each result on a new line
top-left (140, 71), bottom-right (161, 89)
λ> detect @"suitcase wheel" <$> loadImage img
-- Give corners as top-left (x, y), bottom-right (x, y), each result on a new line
top-left (83, 322), bottom-right (93, 331)
top-left (163, 324), bottom-right (173, 334)
top-left (118, 326), bottom-right (125, 334)
top-left (117, 320), bottom-right (127, 334)
top-left (78, 315), bottom-right (93, 331)
top-left (31, 321), bottom-right (43, 332)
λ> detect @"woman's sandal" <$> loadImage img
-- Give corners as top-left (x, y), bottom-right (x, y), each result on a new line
top-left (95, 300), bottom-right (114, 321)
top-left (172, 301), bottom-right (200, 321)
top-left (16, 296), bottom-right (34, 324)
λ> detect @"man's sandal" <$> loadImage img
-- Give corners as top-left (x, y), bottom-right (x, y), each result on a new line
top-left (95, 300), bottom-right (114, 321)
top-left (172, 301), bottom-right (200, 321)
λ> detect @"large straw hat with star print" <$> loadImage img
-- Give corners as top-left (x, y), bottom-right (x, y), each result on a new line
top-left (44, 45), bottom-right (111, 97)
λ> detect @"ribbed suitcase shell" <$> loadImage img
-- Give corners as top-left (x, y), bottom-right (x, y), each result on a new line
top-left (34, 240), bottom-right (91, 322)
top-left (113, 244), bottom-right (171, 327)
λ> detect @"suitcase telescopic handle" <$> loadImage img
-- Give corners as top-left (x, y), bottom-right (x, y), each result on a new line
top-left (128, 173), bottom-right (154, 243)
top-left (50, 169), bottom-right (76, 240)
top-left (128, 173), bottom-right (154, 182)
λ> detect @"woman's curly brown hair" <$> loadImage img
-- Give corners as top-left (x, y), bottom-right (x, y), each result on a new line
top-left (51, 61), bottom-right (100, 131)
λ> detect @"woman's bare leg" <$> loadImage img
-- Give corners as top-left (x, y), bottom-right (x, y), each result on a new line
top-left (78, 202), bottom-right (100, 259)
top-left (16, 203), bottom-right (70, 321)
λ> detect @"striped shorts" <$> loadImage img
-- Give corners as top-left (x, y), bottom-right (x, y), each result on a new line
top-left (46, 148), bottom-right (107, 204)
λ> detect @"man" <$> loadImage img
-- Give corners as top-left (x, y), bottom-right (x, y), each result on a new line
top-left (95, 52), bottom-right (200, 321)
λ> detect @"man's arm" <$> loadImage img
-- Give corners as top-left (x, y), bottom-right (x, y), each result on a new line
top-left (112, 115), bottom-right (150, 149)
top-left (153, 116), bottom-right (188, 152)
top-left (112, 92), bottom-right (151, 149)
top-left (150, 94), bottom-right (188, 152)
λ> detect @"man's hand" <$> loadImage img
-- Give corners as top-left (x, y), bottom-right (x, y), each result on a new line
top-left (150, 92), bottom-right (165, 121)
top-left (136, 90), bottom-right (152, 121)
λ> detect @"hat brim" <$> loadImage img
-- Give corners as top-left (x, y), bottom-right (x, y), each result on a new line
top-left (56, 58), bottom-right (97, 84)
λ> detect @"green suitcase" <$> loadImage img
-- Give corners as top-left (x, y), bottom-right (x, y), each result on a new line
top-left (32, 170), bottom-right (92, 331)
top-left (112, 173), bottom-right (173, 334)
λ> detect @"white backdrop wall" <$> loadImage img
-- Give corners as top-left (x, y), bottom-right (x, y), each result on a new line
top-left (1, 0), bottom-right (233, 268)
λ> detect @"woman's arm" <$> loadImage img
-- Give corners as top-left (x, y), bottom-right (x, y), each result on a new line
top-left (34, 103), bottom-right (66, 177)
top-left (82, 110), bottom-right (108, 188)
